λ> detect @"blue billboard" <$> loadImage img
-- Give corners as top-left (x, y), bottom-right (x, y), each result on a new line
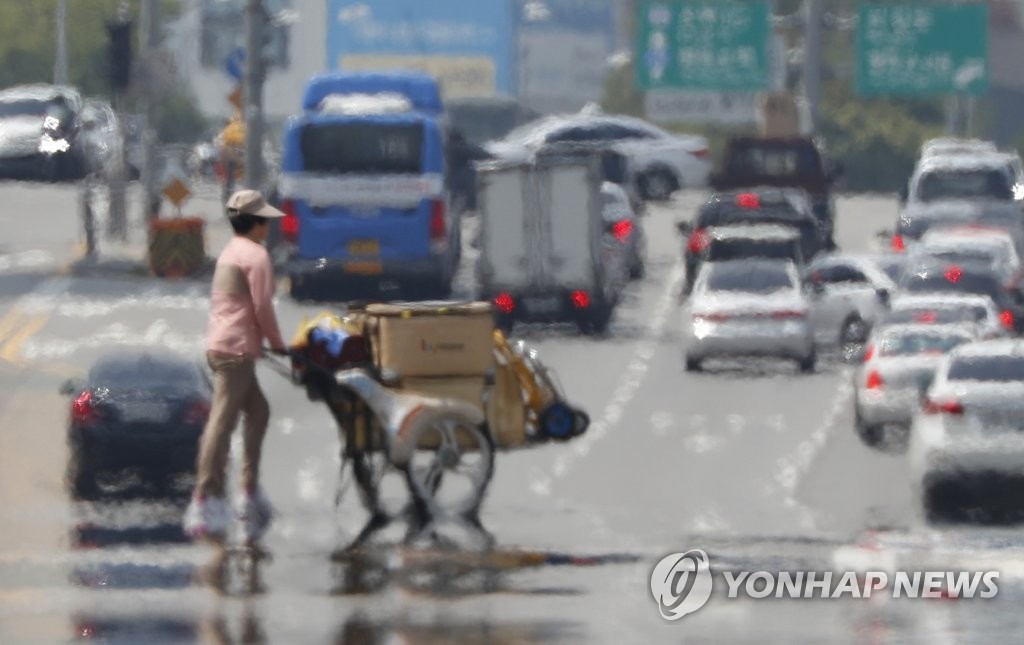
top-left (325, 0), bottom-right (516, 97)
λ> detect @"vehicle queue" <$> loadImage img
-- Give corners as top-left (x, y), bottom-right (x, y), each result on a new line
top-left (33, 64), bottom-right (1024, 532)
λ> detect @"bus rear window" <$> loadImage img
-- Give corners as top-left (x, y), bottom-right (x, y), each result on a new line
top-left (300, 122), bottom-right (423, 174)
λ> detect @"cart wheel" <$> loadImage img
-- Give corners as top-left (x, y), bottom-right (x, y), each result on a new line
top-left (404, 419), bottom-right (494, 519)
top-left (351, 448), bottom-right (409, 519)
top-left (539, 402), bottom-right (577, 440)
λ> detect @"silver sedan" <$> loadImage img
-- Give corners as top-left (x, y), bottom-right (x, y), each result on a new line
top-left (908, 339), bottom-right (1024, 522)
top-left (683, 259), bottom-right (815, 372)
top-left (854, 323), bottom-right (976, 450)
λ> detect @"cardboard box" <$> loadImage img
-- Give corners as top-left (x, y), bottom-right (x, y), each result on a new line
top-left (366, 302), bottom-right (496, 378)
top-left (401, 371), bottom-right (529, 450)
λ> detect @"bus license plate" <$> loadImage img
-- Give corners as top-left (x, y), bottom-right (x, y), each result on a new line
top-left (348, 240), bottom-right (380, 256)
top-left (344, 260), bottom-right (382, 275)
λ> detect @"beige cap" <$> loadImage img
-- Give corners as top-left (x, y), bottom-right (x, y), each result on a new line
top-left (226, 189), bottom-right (285, 218)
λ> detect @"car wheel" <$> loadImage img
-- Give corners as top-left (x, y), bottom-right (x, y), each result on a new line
top-left (628, 256), bottom-right (646, 280)
top-left (289, 275), bottom-right (312, 301)
top-left (840, 317), bottom-right (869, 362)
top-left (639, 168), bottom-right (677, 202)
top-left (798, 351), bottom-right (816, 373)
top-left (685, 355), bottom-right (702, 372)
top-left (67, 457), bottom-right (100, 501)
top-left (578, 297), bottom-right (613, 336)
top-left (855, 413), bottom-right (885, 448)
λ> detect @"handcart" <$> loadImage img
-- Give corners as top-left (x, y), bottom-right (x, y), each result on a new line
top-left (270, 302), bottom-right (590, 523)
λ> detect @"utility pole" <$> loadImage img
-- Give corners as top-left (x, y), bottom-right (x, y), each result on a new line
top-left (244, 0), bottom-right (266, 191)
top-left (107, 2), bottom-right (132, 242)
top-left (802, 0), bottom-right (822, 134)
top-left (140, 0), bottom-right (161, 222)
top-left (55, 0), bottom-right (68, 85)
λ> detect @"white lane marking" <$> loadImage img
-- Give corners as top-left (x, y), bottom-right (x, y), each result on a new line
top-left (772, 369), bottom-right (855, 529)
top-left (650, 411), bottom-right (673, 437)
top-left (0, 250), bottom-right (56, 274)
top-left (530, 261), bottom-right (685, 497)
top-left (23, 319), bottom-right (204, 360)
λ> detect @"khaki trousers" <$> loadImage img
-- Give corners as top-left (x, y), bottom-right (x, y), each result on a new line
top-left (195, 352), bottom-right (270, 498)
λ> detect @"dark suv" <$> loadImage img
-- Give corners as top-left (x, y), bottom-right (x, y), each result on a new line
top-left (677, 187), bottom-right (826, 293)
top-left (712, 136), bottom-right (842, 249)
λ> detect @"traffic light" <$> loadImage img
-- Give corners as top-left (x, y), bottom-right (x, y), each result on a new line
top-left (106, 20), bottom-right (132, 91)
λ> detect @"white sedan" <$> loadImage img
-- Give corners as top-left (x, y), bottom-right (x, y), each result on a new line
top-left (486, 111), bottom-right (710, 200)
top-left (881, 293), bottom-right (1011, 340)
top-left (683, 259), bottom-right (815, 372)
top-left (908, 339), bottom-right (1024, 523)
top-left (854, 323), bottom-right (976, 450)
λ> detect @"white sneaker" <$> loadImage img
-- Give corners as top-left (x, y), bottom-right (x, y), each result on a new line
top-left (183, 495), bottom-right (231, 540)
top-left (236, 488), bottom-right (274, 544)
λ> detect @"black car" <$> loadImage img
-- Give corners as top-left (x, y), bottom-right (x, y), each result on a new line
top-left (712, 136), bottom-right (843, 248)
top-left (888, 200), bottom-right (1024, 255)
top-left (0, 84), bottom-right (88, 181)
top-left (678, 187), bottom-right (826, 293)
top-left (61, 351), bottom-right (212, 499)
top-left (897, 260), bottom-right (1024, 334)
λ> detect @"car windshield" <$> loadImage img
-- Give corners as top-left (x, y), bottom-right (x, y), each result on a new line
top-left (899, 270), bottom-right (1002, 300)
top-left (873, 259), bottom-right (906, 282)
top-left (89, 359), bottom-right (201, 390)
top-left (916, 168), bottom-right (1013, 202)
top-left (885, 307), bottom-right (985, 325)
top-left (0, 98), bottom-right (54, 118)
top-left (707, 238), bottom-right (798, 262)
top-left (448, 105), bottom-right (525, 146)
top-left (923, 248), bottom-right (1000, 267)
top-left (727, 146), bottom-right (821, 177)
top-left (879, 332), bottom-right (970, 356)
top-left (947, 355), bottom-right (1024, 381)
top-left (705, 263), bottom-right (794, 293)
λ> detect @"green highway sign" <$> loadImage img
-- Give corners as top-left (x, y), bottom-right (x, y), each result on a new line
top-left (856, 3), bottom-right (989, 96)
top-left (634, 0), bottom-right (772, 91)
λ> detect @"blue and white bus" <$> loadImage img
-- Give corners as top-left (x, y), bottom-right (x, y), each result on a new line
top-left (279, 72), bottom-right (460, 300)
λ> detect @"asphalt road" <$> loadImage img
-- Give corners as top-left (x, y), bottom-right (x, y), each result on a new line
top-left (0, 181), bottom-right (1021, 643)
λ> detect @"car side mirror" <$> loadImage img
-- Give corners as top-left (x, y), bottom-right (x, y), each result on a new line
top-left (828, 162), bottom-right (844, 181)
top-left (805, 280), bottom-right (825, 296)
top-left (59, 378), bottom-right (82, 396)
top-left (875, 288), bottom-right (890, 307)
top-left (675, 220), bottom-right (692, 236)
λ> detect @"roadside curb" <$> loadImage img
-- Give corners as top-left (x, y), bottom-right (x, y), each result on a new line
top-left (64, 254), bottom-right (217, 282)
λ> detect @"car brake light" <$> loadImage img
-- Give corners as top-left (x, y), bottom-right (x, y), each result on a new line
top-left (695, 312), bottom-right (730, 322)
top-left (736, 193), bottom-right (760, 208)
top-left (945, 266), bottom-right (962, 283)
top-left (281, 199), bottom-right (298, 243)
top-left (866, 371), bottom-right (884, 389)
top-left (691, 149), bottom-right (709, 160)
top-left (611, 220), bottom-right (633, 242)
top-left (494, 293), bottom-right (515, 314)
top-left (771, 310), bottom-right (805, 319)
top-left (863, 345), bottom-right (874, 361)
top-left (571, 290), bottom-right (591, 309)
top-left (914, 311), bottom-right (937, 323)
top-left (429, 199), bottom-right (446, 241)
top-left (72, 391), bottom-right (97, 426)
top-left (1000, 310), bottom-right (1015, 329)
top-left (687, 228), bottom-right (709, 253)
top-left (924, 399), bottom-right (964, 415)
top-left (183, 398), bottom-right (211, 426)
top-left (891, 234), bottom-right (905, 252)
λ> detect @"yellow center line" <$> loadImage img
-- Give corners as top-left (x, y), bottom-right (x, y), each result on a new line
top-left (0, 314), bottom-right (49, 365)
top-left (0, 307), bottom-right (24, 347)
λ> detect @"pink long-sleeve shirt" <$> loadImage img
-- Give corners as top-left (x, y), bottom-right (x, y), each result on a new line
top-left (206, 236), bottom-right (286, 357)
